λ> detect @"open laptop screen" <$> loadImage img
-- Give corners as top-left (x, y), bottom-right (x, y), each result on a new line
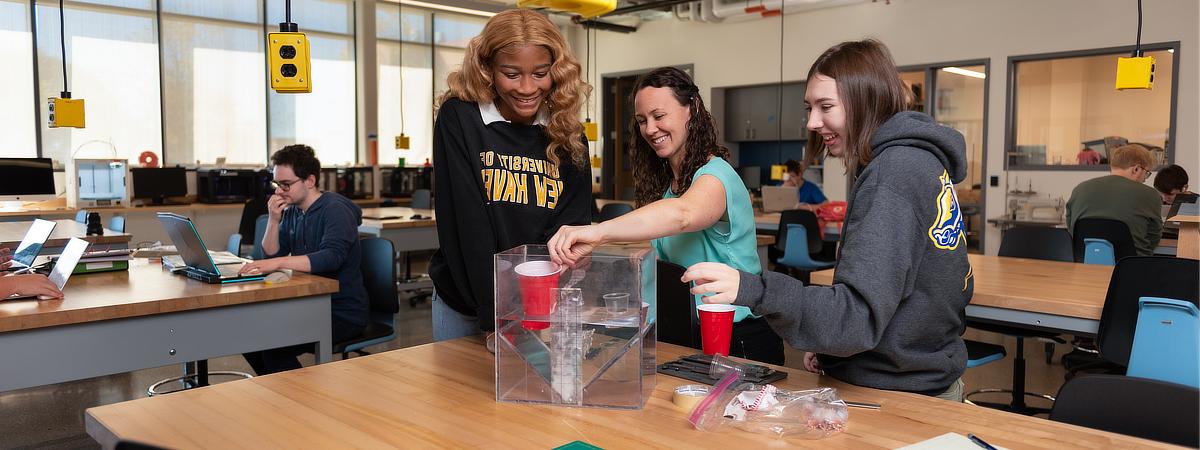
top-left (156, 212), bottom-right (220, 275)
top-left (12, 219), bottom-right (56, 268)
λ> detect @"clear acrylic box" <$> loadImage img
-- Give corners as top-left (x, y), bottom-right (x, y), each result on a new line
top-left (495, 244), bottom-right (657, 409)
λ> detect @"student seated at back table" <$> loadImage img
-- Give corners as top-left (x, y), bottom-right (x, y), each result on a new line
top-left (238, 144), bottom-right (368, 375)
top-left (781, 159), bottom-right (829, 213)
top-left (1154, 164), bottom-right (1196, 206)
top-left (1066, 144), bottom-right (1163, 256)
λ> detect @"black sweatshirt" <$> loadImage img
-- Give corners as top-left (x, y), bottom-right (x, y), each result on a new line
top-left (429, 98), bottom-right (593, 331)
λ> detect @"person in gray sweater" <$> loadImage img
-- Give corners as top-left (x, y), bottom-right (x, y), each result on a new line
top-left (683, 39), bottom-right (973, 400)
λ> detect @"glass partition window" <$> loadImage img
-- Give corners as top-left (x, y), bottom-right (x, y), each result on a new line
top-left (0, 0), bottom-right (37, 157)
top-left (162, 0), bottom-right (267, 165)
top-left (36, 0), bottom-right (162, 165)
top-left (378, 4), bottom-right (434, 165)
top-left (267, 0), bottom-right (356, 166)
top-left (899, 70), bottom-right (926, 114)
top-left (1009, 47), bottom-right (1176, 169)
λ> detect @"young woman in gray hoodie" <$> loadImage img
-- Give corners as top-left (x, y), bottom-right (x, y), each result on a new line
top-left (683, 39), bottom-right (974, 401)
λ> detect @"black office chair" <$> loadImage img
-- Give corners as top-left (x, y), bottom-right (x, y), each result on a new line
top-left (769, 210), bottom-right (831, 283)
top-left (964, 226), bottom-right (1073, 415)
top-left (1063, 257), bottom-right (1200, 379)
top-left (656, 260), bottom-right (700, 350)
top-left (1050, 374), bottom-right (1199, 447)
top-left (411, 188), bottom-right (432, 209)
top-left (598, 203), bottom-right (634, 222)
top-left (1071, 218), bottom-right (1137, 263)
top-left (998, 226), bottom-right (1074, 262)
top-left (333, 238), bottom-right (401, 359)
top-left (237, 197), bottom-right (269, 254)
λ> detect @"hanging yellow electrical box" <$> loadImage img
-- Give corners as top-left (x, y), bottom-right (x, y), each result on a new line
top-left (268, 32), bottom-right (312, 93)
top-left (395, 134), bottom-right (410, 150)
top-left (48, 97), bottom-right (85, 128)
top-left (518, 0), bottom-right (615, 19)
top-left (1115, 56), bottom-right (1154, 90)
top-left (583, 120), bottom-right (598, 141)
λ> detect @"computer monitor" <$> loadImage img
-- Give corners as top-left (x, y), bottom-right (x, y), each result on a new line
top-left (132, 167), bottom-right (188, 204)
top-left (0, 158), bottom-right (56, 202)
top-left (738, 166), bottom-right (762, 190)
top-left (769, 165), bottom-right (787, 181)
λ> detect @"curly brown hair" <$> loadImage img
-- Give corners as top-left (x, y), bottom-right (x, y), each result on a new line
top-left (629, 67), bottom-right (730, 207)
top-left (436, 9), bottom-right (590, 169)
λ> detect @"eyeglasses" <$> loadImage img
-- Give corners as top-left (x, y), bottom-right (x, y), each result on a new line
top-left (271, 178), bottom-right (301, 191)
top-left (1138, 166), bottom-right (1155, 176)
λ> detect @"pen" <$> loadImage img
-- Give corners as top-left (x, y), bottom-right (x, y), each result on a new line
top-left (967, 433), bottom-right (998, 450)
top-left (844, 400), bottom-right (881, 410)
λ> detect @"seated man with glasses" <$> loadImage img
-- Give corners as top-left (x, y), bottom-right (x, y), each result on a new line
top-left (239, 144), bottom-right (368, 374)
top-left (1066, 143), bottom-right (1164, 256)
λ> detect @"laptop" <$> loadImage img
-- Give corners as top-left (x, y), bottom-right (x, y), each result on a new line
top-left (7, 219), bottom-right (57, 273)
top-left (156, 212), bottom-right (266, 284)
top-left (7, 237), bottom-right (88, 300)
top-left (761, 185), bottom-right (799, 213)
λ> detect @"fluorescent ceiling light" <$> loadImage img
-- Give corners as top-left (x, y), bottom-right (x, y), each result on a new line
top-left (393, 0), bottom-right (498, 17)
top-left (940, 66), bottom-right (986, 79)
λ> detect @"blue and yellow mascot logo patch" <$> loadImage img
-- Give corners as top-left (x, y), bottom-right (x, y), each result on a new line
top-left (928, 170), bottom-right (965, 250)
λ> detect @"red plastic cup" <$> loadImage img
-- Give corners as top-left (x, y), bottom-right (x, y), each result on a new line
top-left (514, 260), bottom-right (563, 330)
top-left (697, 304), bottom-right (736, 356)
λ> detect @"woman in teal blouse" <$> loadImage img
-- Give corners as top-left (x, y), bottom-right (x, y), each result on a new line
top-left (548, 67), bottom-right (784, 364)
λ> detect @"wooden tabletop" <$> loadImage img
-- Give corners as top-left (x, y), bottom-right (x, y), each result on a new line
top-left (84, 339), bottom-right (1174, 449)
top-left (0, 260), bottom-right (339, 333)
top-left (811, 254), bottom-right (1113, 320)
top-left (0, 219), bottom-right (131, 249)
top-left (1167, 214), bottom-right (1199, 223)
top-left (359, 207), bottom-right (436, 229)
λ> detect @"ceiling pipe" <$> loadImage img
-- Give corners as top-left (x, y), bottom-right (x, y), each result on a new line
top-left (573, 16), bottom-right (639, 32)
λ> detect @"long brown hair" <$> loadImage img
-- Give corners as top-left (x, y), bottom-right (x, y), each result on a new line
top-left (437, 9), bottom-right (590, 168)
top-left (629, 67), bottom-right (730, 207)
top-left (803, 39), bottom-right (911, 176)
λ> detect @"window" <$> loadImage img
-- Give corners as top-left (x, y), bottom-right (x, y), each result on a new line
top-left (376, 5), bottom-right (487, 167)
top-left (0, 0), bottom-right (36, 157)
top-left (35, 0), bottom-right (161, 165)
top-left (377, 4), bottom-right (434, 165)
top-left (899, 61), bottom-right (990, 253)
top-left (1007, 44), bottom-right (1178, 169)
top-left (162, 0), bottom-right (267, 165)
top-left (267, 0), bottom-right (356, 166)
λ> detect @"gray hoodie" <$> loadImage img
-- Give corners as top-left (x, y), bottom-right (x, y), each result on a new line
top-left (735, 111), bottom-right (973, 395)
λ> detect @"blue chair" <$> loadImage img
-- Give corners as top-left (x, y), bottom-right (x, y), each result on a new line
top-left (250, 214), bottom-right (268, 260)
top-left (1083, 238), bottom-right (1116, 266)
top-left (334, 237), bottom-right (400, 359)
top-left (1127, 297), bottom-right (1200, 388)
top-left (776, 223), bottom-right (835, 271)
top-left (411, 188), bottom-right (432, 209)
top-left (226, 233), bottom-right (242, 256)
top-left (966, 339), bottom-right (1007, 368)
top-left (108, 215), bottom-right (125, 233)
top-left (75, 209), bottom-right (89, 223)
top-left (598, 203), bottom-right (634, 222)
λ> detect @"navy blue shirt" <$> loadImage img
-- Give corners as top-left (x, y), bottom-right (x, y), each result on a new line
top-left (270, 192), bottom-right (368, 328)
top-left (797, 180), bottom-right (828, 205)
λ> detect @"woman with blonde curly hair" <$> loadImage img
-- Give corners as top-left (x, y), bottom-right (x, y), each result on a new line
top-left (547, 67), bottom-right (784, 364)
top-left (429, 9), bottom-right (593, 341)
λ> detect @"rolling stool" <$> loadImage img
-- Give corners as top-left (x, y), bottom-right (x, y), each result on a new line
top-left (147, 361), bottom-right (252, 396)
top-left (963, 325), bottom-right (1057, 415)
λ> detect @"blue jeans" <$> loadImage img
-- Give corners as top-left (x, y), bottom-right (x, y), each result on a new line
top-left (432, 290), bottom-right (480, 342)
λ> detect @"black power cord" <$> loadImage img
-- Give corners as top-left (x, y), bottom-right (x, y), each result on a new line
top-left (280, 0), bottom-right (297, 32)
top-left (1133, 0), bottom-right (1143, 57)
top-left (58, 0), bottom-right (69, 98)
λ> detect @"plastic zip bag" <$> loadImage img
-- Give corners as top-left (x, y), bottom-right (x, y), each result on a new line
top-left (688, 356), bottom-right (849, 439)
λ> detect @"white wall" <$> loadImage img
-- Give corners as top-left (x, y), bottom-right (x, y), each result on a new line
top-left (583, 0), bottom-right (1199, 254)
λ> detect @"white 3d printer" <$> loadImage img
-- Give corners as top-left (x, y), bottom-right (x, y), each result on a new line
top-left (67, 158), bottom-right (130, 208)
